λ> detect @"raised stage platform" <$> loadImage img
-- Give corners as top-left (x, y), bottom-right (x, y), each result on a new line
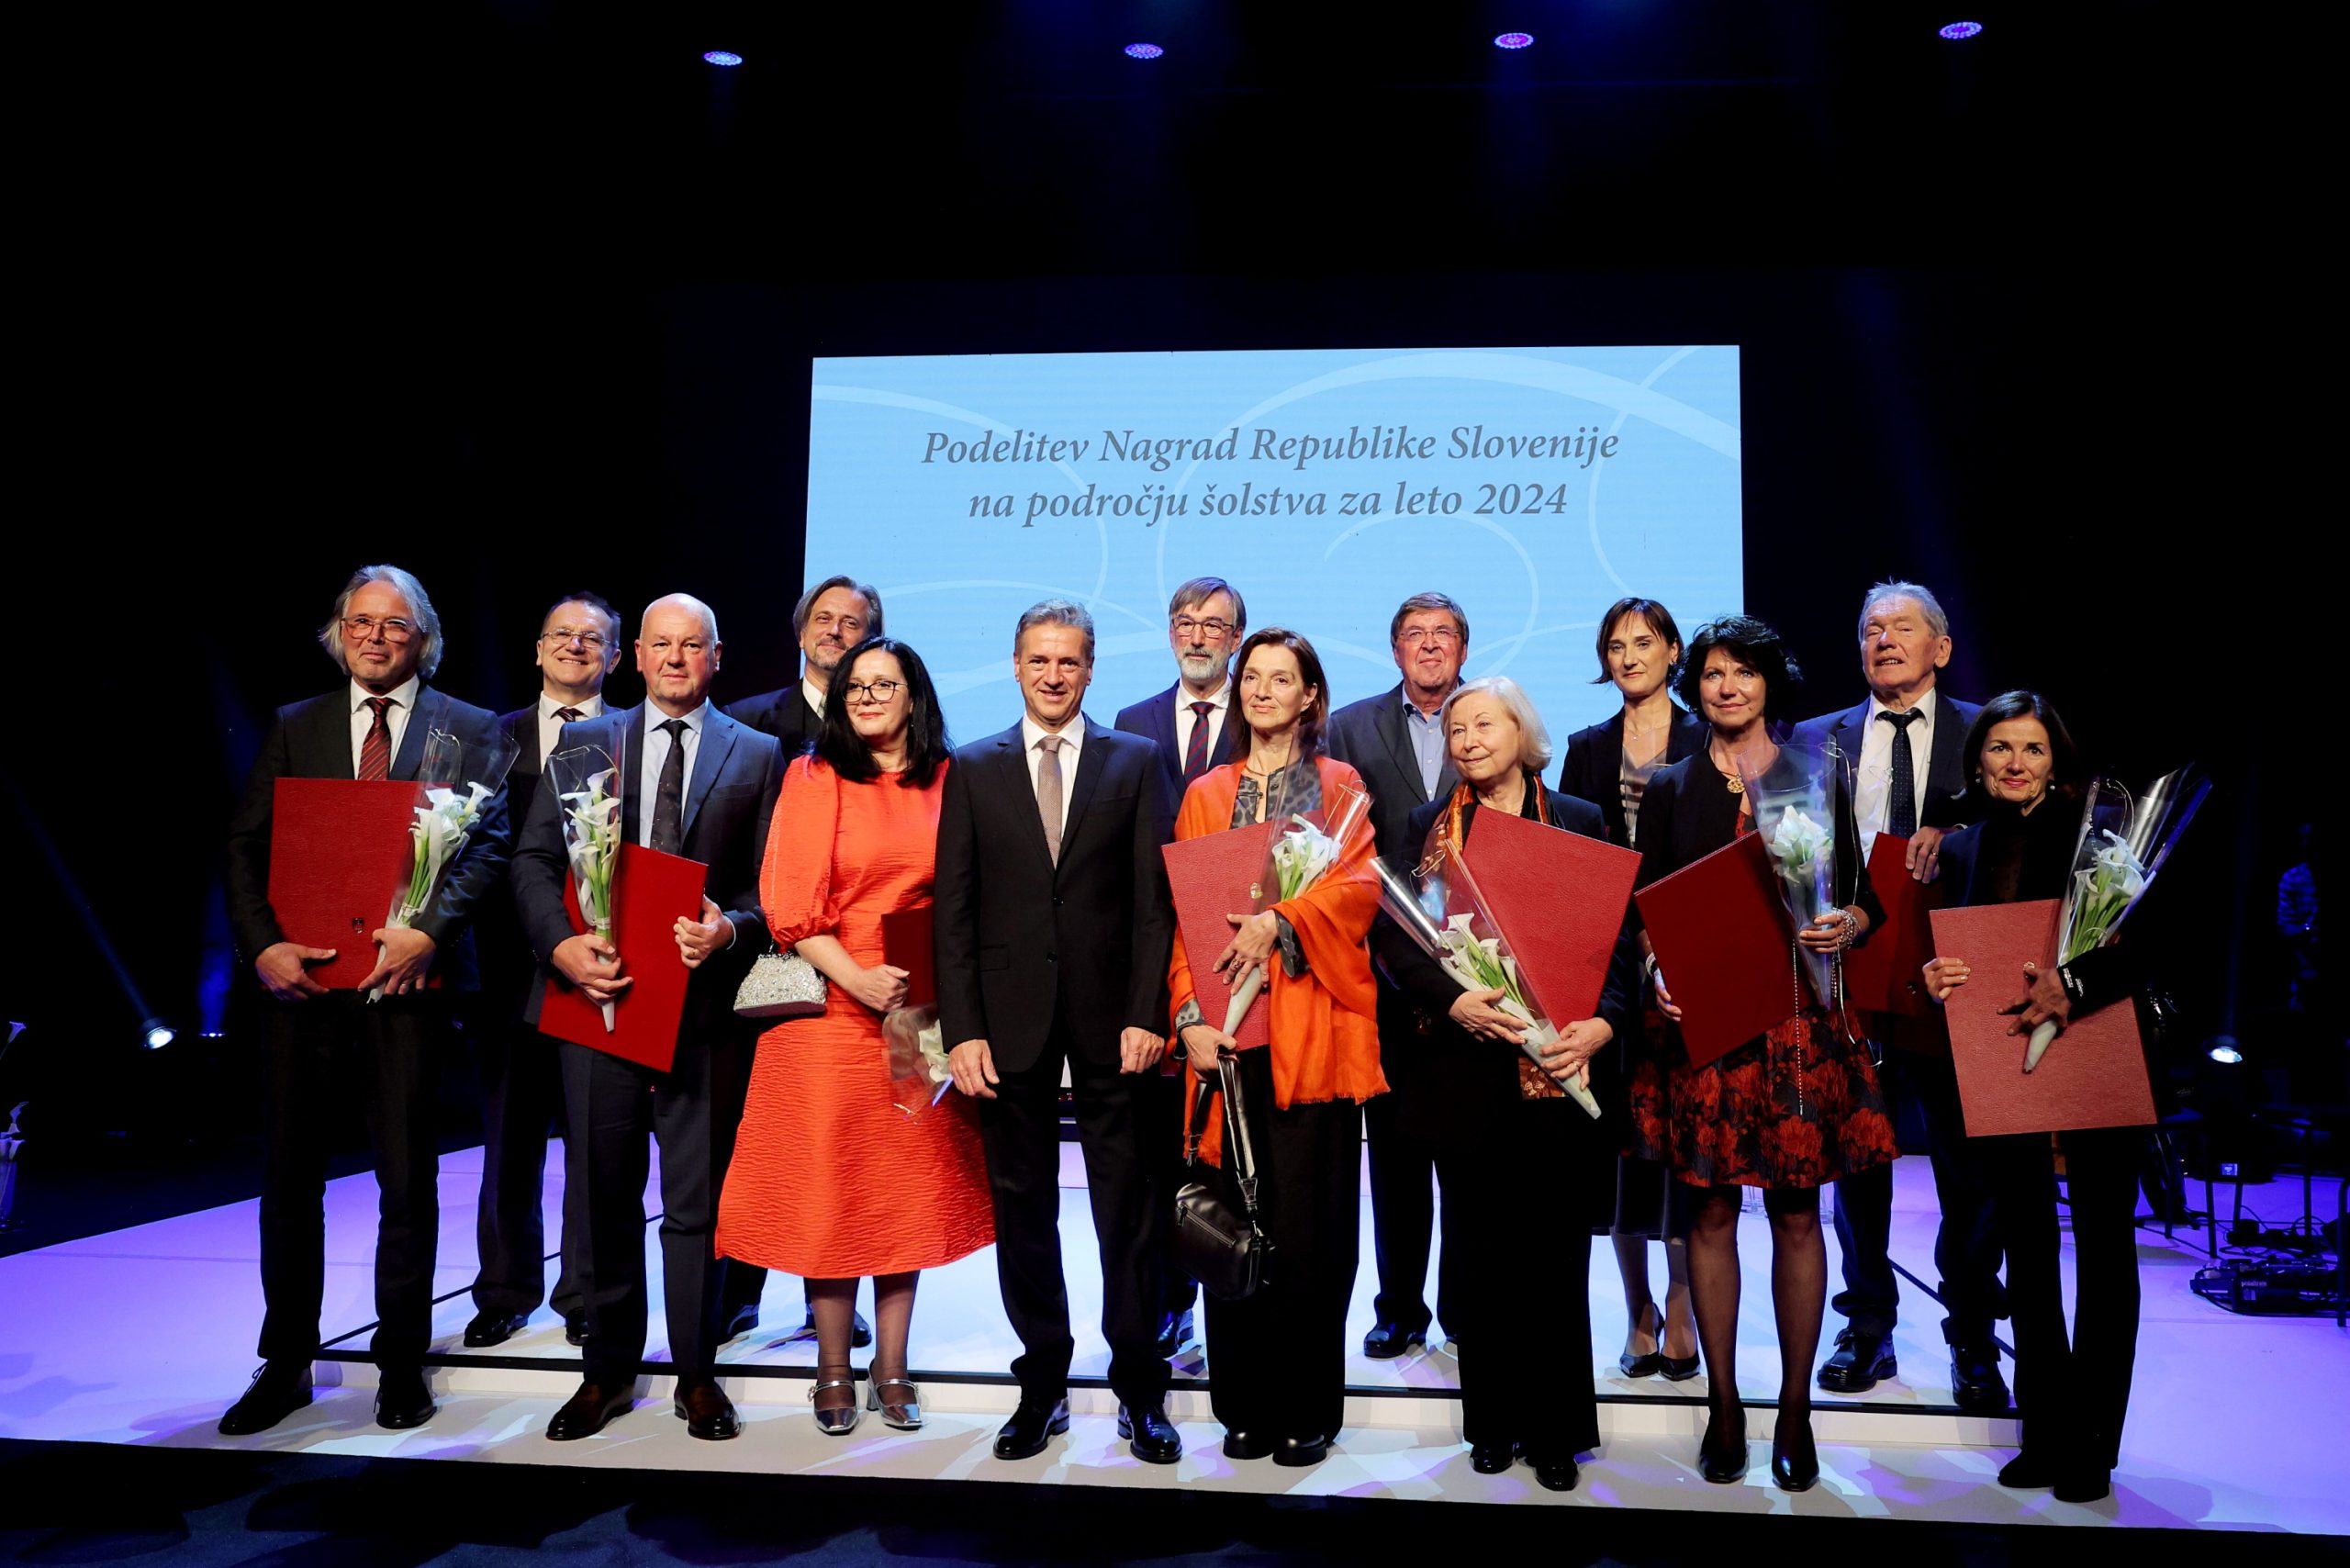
top-left (1, 1144), bottom-right (2342, 1533)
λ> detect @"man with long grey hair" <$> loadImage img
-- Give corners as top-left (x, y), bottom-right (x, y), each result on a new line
top-left (220, 564), bottom-right (510, 1436)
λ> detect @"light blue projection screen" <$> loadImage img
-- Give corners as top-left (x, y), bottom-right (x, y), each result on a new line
top-left (801, 347), bottom-right (1741, 746)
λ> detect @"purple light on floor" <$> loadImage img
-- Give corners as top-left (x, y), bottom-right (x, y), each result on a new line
top-left (702, 50), bottom-right (744, 66)
top-left (1494, 32), bottom-right (1535, 50)
top-left (1124, 42), bottom-right (1164, 61)
top-left (1937, 21), bottom-right (1983, 39)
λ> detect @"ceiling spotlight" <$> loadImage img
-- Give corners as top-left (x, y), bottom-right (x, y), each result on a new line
top-left (1937, 21), bottom-right (1983, 39)
top-left (1494, 32), bottom-right (1536, 50)
top-left (1124, 42), bottom-right (1164, 60)
top-left (141, 1022), bottom-right (176, 1050)
top-left (702, 50), bottom-right (744, 66)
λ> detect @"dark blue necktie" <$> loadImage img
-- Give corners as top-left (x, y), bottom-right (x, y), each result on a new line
top-left (1879, 709), bottom-right (1920, 837)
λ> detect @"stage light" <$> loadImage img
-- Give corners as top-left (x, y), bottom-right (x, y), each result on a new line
top-left (1494, 32), bottom-right (1536, 50)
top-left (141, 1021), bottom-right (176, 1051)
top-left (2207, 1037), bottom-right (2244, 1066)
top-left (1124, 42), bottom-right (1164, 61)
top-left (1938, 21), bottom-right (1983, 39)
top-left (701, 50), bottom-right (744, 67)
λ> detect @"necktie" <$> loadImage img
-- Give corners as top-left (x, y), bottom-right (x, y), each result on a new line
top-left (651, 718), bottom-right (688, 854)
top-left (358, 697), bottom-right (394, 781)
top-left (1879, 708), bottom-right (1920, 837)
top-left (554, 706), bottom-right (583, 722)
top-left (1181, 701), bottom-right (1214, 781)
top-left (1035, 734), bottom-right (1066, 864)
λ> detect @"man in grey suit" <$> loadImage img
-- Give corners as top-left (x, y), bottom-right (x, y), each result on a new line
top-left (1791, 579), bottom-right (2006, 1414)
top-left (512, 593), bottom-right (784, 1443)
top-left (1323, 590), bottom-right (1469, 1358)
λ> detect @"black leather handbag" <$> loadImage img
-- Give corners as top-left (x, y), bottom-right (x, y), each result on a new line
top-left (1173, 1054), bottom-right (1271, 1301)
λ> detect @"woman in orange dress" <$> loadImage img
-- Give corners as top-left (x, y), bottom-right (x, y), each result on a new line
top-left (1168, 628), bottom-right (1385, 1469)
top-left (715, 637), bottom-right (992, 1435)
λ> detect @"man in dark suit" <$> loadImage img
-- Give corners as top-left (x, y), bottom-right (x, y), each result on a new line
top-left (935, 599), bottom-right (1182, 1465)
top-left (1323, 590), bottom-right (1469, 1358)
top-left (725, 574), bottom-right (882, 755)
top-left (1790, 579), bottom-right (2006, 1414)
top-left (512, 593), bottom-right (784, 1443)
top-left (1111, 574), bottom-right (1246, 1359)
top-left (220, 565), bottom-right (509, 1436)
top-left (462, 591), bottom-right (621, 1350)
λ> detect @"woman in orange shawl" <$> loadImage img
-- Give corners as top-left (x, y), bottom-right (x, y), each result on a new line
top-left (1169, 628), bottom-right (1384, 1469)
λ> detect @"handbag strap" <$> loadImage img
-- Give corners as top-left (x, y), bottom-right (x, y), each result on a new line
top-left (1215, 1053), bottom-right (1265, 1220)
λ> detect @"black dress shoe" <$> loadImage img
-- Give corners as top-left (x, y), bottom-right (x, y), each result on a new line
top-left (1361, 1321), bottom-right (1427, 1359)
top-left (1949, 1344), bottom-right (2011, 1414)
top-left (1998, 1450), bottom-right (2057, 1489)
top-left (546, 1379), bottom-right (633, 1440)
top-left (374, 1365), bottom-right (435, 1430)
top-left (720, 1304), bottom-right (760, 1345)
top-left (1698, 1410), bottom-right (1749, 1484)
top-left (1534, 1458), bottom-right (1579, 1491)
top-left (1618, 1350), bottom-right (1662, 1378)
top-left (993, 1397), bottom-right (1071, 1460)
top-left (1816, 1327), bottom-right (1897, 1394)
top-left (565, 1316), bottom-right (588, 1347)
top-left (675, 1378), bottom-right (741, 1440)
top-left (1272, 1433), bottom-right (1331, 1467)
top-left (1470, 1440), bottom-right (1517, 1474)
top-left (1155, 1307), bottom-right (1196, 1359)
top-left (1223, 1429), bottom-right (1274, 1461)
top-left (218, 1361), bottom-right (313, 1436)
top-left (463, 1310), bottom-right (531, 1349)
top-left (1118, 1403), bottom-right (1181, 1464)
top-left (2053, 1468), bottom-right (2111, 1504)
top-left (1659, 1352), bottom-right (1702, 1382)
top-left (1771, 1413), bottom-right (1819, 1493)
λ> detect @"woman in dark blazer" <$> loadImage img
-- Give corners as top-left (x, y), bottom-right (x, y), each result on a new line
top-left (1923, 690), bottom-right (2140, 1505)
top-left (1372, 675), bottom-right (1636, 1493)
top-left (1557, 597), bottom-right (1709, 1381)
top-left (1628, 616), bottom-right (1897, 1492)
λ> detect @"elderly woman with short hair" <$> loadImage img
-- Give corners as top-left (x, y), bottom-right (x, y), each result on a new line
top-left (1371, 675), bottom-right (1637, 1492)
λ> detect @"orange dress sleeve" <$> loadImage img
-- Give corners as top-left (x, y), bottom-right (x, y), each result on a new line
top-left (758, 754), bottom-right (844, 949)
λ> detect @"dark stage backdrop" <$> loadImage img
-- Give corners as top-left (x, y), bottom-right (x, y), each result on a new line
top-left (10, 265), bottom-right (2300, 1142)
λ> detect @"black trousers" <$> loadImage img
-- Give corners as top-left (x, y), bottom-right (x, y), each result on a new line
top-left (1142, 1065), bottom-right (1200, 1319)
top-left (1831, 1050), bottom-right (2006, 1344)
top-left (1436, 1102), bottom-right (1601, 1464)
top-left (560, 1032), bottom-right (750, 1385)
top-left (1201, 1049), bottom-right (1362, 1444)
top-left (257, 991), bottom-right (442, 1366)
top-left (469, 1021), bottom-right (582, 1321)
top-left (1985, 1126), bottom-right (2143, 1469)
top-left (1365, 1001), bottom-right (1456, 1333)
top-left (976, 1020), bottom-right (1169, 1409)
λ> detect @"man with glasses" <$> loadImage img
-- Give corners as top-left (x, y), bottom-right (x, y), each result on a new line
top-left (1326, 592), bottom-right (1471, 1360)
top-left (461, 593), bottom-right (622, 1351)
top-left (220, 565), bottom-right (510, 1435)
top-left (1113, 576), bottom-right (1247, 1360)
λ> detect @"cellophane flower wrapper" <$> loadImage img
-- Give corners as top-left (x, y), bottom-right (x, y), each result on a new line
top-left (1223, 776), bottom-right (1371, 1034)
top-left (371, 727), bottom-right (519, 1002)
top-left (1740, 745), bottom-right (1843, 1014)
top-left (548, 741), bottom-right (626, 1033)
top-left (882, 1004), bottom-right (951, 1116)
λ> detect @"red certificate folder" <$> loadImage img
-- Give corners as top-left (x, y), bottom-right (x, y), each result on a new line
top-left (1162, 821), bottom-right (1279, 1048)
top-left (1633, 832), bottom-right (1798, 1069)
top-left (536, 843), bottom-right (708, 1073)
top-left (1842, 834), bottom-right (1941, 1017)
top-left (882, 907), bottom-right (936, 1010)
top-left (266, 778), bottom-right (431, 991)
top-left (1453, 809), bottom-right (1641, 1025)
top-left (1932, 900), bottom-right (2155, 1137)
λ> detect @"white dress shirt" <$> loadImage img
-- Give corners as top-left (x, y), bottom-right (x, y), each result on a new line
top-left (800, 678), bottom-right (826, 720)
top-left (1174, 681), bottom-right (1231, 769)
top-left (636, 700), bottom-right (711, 849)
top-left (348, 676), bottom-right (421, 776)
top-left (534, 692), bottom-right (603, 765)
top-left (1852, 685), bottom-right (1940, 856)
top-left (1021, 711), bottom-right (1085, 842)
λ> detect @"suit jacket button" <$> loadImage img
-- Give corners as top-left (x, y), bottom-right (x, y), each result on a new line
top-left (1053, 896), bottom-right (1064, 907)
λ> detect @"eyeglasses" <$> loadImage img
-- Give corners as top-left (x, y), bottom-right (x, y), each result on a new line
top-left (1172, 616), bottom-right (1234, 640)
top-left (342, 614), bottom-right (417, 643)
top-left (1396, 627), bottom-right (1461, 648)
top-left (541, 627), bottom-right (609, 649)
top-left (841, 679), bottom-right (903, 702)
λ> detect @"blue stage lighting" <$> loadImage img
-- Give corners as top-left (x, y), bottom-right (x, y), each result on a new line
top-left (1124, 42), bottom-right (1164, 61)
top-left (1938, 22), bottom-right (1983, 39)
top-left (702, 50), bottom-right (744, 67)
top-left (142, 1023), bottom-right (176, 1050)
top-left (2207, 1040), bottom-right (2244, 1066)
top-left (1494, 32), bottom-right (1536, 50)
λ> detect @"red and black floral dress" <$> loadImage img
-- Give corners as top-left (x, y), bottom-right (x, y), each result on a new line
top-left (1625, 754), bottom-right (1899, 1190)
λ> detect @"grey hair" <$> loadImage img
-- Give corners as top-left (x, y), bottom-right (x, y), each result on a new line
top-left (319, 564), bottom-right (442, 680)
top-left (1858, 579), bottom-right (1949, 642)
top-left (1169, 576), bottom-right (1247, 638)
top-left (642, 592), bottom-right (721, 644)
top-left (1440, 674), bottom-right (1554, 773)
top-left (792, 575), bottom-right (884, 639)
top-left (1389, 590), bottom-right (1470, 647)
top-left (1014, 598), bottom-right (1096, 665)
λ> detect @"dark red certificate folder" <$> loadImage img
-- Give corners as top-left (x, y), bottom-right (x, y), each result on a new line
top-left (1162, 821), bottom-right (1279, 1048)
top-left (1932, 900), bottom-right (2155, 1137)
top-left (536, 843), bottom-right (708, 1073)
top-left (882, 907), bottom-right (936, 1010)
top-left (1454, 809), bottom-right (1641, 1025)
top-left (1842, 834), bottom-right (1941, 1017)
top-left (1632, 832), bottom-right (1797, 1069)
top-left (266, 777), bottom-right (429, 991)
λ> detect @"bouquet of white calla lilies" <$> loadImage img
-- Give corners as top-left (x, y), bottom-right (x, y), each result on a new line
top-left (548, 743), bottom-right (626, 1032)
top-left (1221, 778), bottom-right (1372, 1036)
top-left (372, 728), bottom-right (517, 1002)
top-left (1740, 745), bottom-right (1849, 1014)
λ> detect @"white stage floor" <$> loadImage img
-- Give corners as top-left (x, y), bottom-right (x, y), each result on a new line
top-left (0, 1143), bottom-right (2343, 1533)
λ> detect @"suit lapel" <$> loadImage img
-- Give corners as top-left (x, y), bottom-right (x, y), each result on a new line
top-left (391, 688), bottom-right (445, 781)
top-left (619, 706), bottom-right (647, 845)
top-left (681, 709), bottom-right (739, 842)
top-left (1058, 719), bottom-right (1112, 858)
top-left (1926, 695), bottom-right (1967, 801)
top-left (299, 690), bottom-right (358, 778)
top-left (1373, 684), bottom-right (1430, 803)
top-left (995, 725), bottom-right (1056, 868)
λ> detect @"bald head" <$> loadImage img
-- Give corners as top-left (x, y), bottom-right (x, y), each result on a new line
top-left (636, 594), bottom-right (723, 717)
top-left (643, 592), bottom-right (720, 643)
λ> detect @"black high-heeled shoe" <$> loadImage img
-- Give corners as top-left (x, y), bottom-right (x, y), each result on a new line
top-left (1698, 1407), bottom-right (1749, 1484)
top-left (1658, 1352), bottom-right (1702, 1382)
top-left (1771, 1411), bottom-right (1819, 1493)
